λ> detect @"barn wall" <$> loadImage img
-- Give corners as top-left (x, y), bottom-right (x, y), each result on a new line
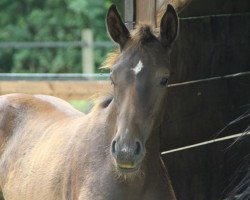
top-left (170, 13), bottom-right (250, 83)
top-left (161, 11), bottom-right (250, 150)
top-left (180, 0), bottom-right (250, 17)
top-left (160, 4), bottom-right (250, 200)
top-left (161, 75), bottom-right (250, 150)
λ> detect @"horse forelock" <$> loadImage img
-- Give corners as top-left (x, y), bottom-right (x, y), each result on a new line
top-left (130, 25), bottom-right (156, 47)
top-left (101, 25), bottom-right (156, 69)
top-left (101, 48), bottom-right (120, 69)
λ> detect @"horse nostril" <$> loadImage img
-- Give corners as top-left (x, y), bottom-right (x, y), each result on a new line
top-left (135, 141), bottom-right (141, 156)
top-left (111, 140), bottom-right (117, 155)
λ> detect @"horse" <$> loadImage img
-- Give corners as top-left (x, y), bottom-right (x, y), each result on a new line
top-left (0, 4), bottom-right (178, 200)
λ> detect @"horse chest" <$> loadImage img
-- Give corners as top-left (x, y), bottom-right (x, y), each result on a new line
top-left (77, 167), bottom-right (171, 200)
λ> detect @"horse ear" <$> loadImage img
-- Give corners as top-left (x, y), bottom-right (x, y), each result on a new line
top-left (159, 4), bottom-right (179, 48)
top-left (106, 4), bottom-right (130, 49)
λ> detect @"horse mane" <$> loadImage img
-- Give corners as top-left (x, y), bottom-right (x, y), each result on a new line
top-left (221, 108), bottom-right (250, 199)
top-left (101, 48), bottom-right (120, 69)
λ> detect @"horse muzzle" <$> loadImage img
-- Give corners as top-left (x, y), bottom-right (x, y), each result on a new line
top-left (111, 138), bottom-right (145, 173)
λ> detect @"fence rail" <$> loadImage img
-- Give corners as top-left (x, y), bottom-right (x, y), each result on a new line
top-left (0, 73), bottom-right (110, 81)
top-left (0, 41), bottom-right (115, 49)
top-left (0, 80), bottom-right (111, 100)
top-left (161, 131), bottom-right (250, 155)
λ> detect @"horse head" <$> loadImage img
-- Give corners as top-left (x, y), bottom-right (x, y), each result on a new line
top-left (106, 4), bottom-right (178, 173)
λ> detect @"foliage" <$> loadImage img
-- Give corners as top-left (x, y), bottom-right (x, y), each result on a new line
top-left (0, 0), bottom-right (118, 73)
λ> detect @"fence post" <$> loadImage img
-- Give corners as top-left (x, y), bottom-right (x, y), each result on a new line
top-left (82, 29), bottom-right (94, 74)
top-left (136, 0), bottom-right (156, 28)
top-left (124, 0), bottom-right (135, 30)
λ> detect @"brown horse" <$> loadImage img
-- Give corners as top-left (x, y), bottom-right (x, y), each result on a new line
top-left (0, 4), bottom-right (178, 200)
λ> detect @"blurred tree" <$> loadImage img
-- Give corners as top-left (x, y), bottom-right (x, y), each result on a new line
top-left (0, 0), bottom-right (120, 73)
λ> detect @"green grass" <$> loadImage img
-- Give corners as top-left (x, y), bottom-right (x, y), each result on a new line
top-left (68, 100), bottom-right (94, 113)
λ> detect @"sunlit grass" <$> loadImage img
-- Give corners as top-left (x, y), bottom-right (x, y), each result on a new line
top-left (68, 100), bottom-right (94, 113)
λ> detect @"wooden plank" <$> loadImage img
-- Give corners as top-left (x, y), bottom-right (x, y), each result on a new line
top-left (136, 0), bottom-right (156, 27)
top-left (124, 0), bottom-right (135, 30)
top-left (0, 81), bottom-right (111, 100)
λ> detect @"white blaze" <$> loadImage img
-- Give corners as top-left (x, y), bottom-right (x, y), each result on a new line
top-left (132, 60), bottom-right (143, 75)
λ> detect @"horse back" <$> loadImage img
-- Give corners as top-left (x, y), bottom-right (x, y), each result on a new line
top-left (0, 93), bottom-right (83, 153)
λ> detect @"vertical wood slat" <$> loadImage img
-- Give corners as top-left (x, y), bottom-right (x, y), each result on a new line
top-left (136, 0), bottom-right (156, 28)
top-left (82, 29), bottom-right (94, 74)
top-left (124, 0), bottom-right (135, 31)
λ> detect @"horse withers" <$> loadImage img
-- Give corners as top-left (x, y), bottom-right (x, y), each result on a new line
top-left (0, 4), bottom-right (178, 200)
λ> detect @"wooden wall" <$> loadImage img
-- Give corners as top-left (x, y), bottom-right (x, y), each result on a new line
top-left (180, 0), bottom-right (250, 17)
top-left (160, 2), bottom-right (250, 199)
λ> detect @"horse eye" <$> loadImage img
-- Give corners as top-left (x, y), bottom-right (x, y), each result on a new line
top-left (160, 77), bottom-right (168, 87)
